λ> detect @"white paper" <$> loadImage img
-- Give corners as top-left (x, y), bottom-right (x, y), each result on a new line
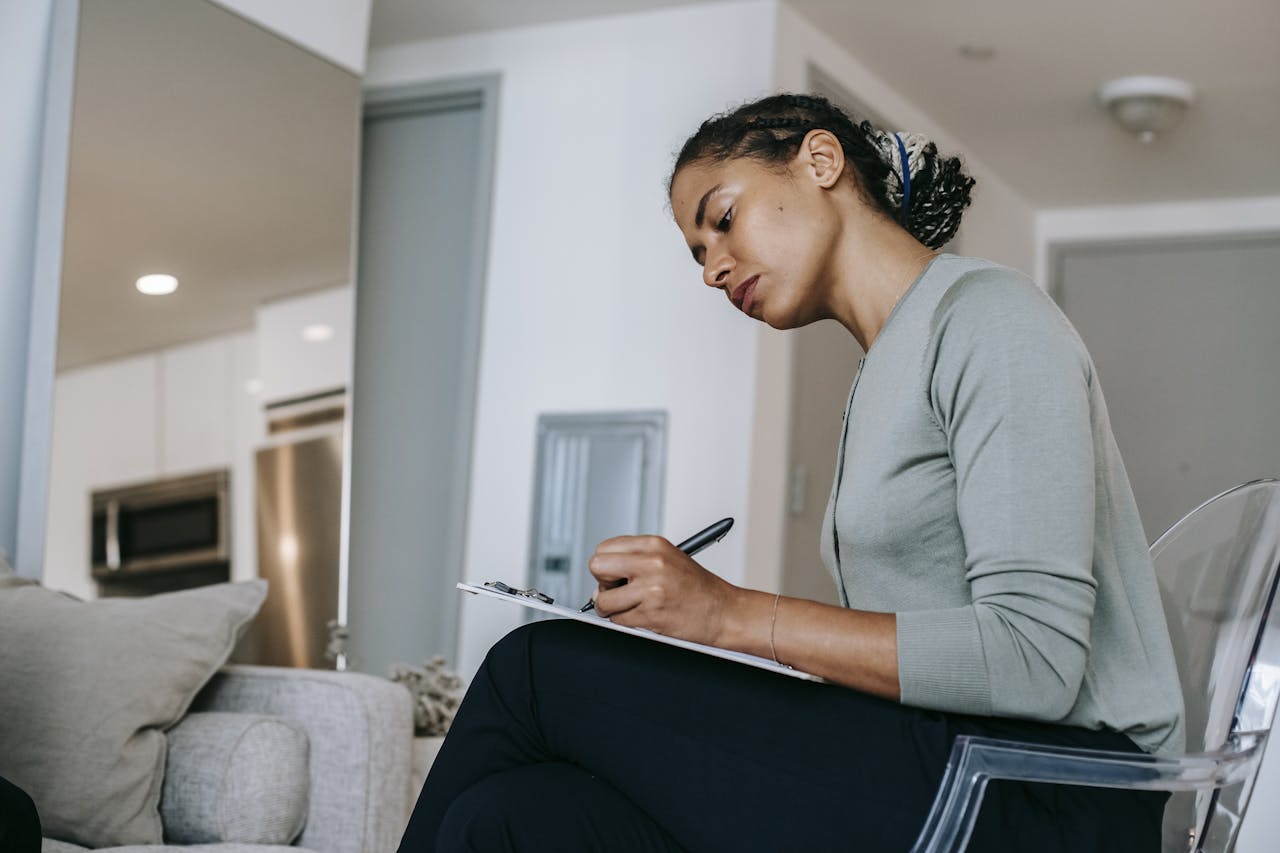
top-left (459, 582), bottom-right (824, 682)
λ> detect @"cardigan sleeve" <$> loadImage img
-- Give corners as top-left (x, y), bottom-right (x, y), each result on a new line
top-left (895, 271), bottom-right (1100, 721)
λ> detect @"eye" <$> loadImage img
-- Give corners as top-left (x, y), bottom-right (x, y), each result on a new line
top-left (716, 208), bottom-right (733, 232)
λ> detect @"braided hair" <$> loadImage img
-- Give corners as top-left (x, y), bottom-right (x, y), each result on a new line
top-left (669, 94), bottom-right (974, 250)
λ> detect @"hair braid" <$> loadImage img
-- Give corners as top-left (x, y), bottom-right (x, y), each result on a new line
top-left (669, 93), bottom-right (974, 249)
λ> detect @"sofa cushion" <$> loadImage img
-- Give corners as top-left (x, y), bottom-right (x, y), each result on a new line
top-left (162, 712), bottom-right (309, 844)
top-left (40, 840), bottom-right (89, 853)
top-left (0, 573), bottom-right (266, 848)
top-left (42, 835), bottom-right (315, 853)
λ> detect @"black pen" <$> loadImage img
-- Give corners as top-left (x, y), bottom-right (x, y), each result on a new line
top-left (579, 517), bottom-right (734, 613)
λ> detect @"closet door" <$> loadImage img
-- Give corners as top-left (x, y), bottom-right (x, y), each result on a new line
top-left (346, 81), bottom-right (495, 676)
top-left (1053, 234), bottom-right (1280, 541)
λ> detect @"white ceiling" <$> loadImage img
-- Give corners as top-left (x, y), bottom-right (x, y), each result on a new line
top-left (60, 0), bottom-right (1277, 370)
top-left (784, 0), bottom-right (1280, 207)
top-left (369, 0), bottom-right (1280, 207)
top-left (59, 0), bottom-right (359, 370)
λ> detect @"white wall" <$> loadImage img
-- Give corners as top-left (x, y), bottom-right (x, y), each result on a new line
top-left (209, 0), bottom-right (371, 75)
top-left (364, 0), bottom-right (777, 676)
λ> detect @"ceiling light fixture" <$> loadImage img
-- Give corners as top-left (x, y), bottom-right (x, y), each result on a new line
top-left (1095, 75), bottom-right (1195, 144)
top-left (136, 274), bottom-right (179, 296)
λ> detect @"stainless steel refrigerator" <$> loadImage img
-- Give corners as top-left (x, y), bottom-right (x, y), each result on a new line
top-left (253, 427), bottom-right (343, 669)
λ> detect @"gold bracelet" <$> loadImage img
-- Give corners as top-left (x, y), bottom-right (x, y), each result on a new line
top-left (769, 592), bottom-right (781, 664)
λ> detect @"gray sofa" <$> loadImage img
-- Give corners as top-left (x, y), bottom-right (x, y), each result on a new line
top-left (40, 664), bottom-right (415, 853)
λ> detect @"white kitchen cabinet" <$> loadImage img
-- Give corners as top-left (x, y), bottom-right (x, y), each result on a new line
top-left (255, 285), bottom-right (353, 405)
top-left (43, 354), bottom-right (161, 599)
top-left (160, 337), bottom-right (233, 476)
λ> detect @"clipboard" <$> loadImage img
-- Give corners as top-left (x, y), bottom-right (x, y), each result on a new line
top-left (459, 581), bottom-right (825, 682)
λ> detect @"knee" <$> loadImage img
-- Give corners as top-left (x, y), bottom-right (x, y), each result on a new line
top-left (483, 618), bottom-right (590, 672)
top-left (436, 788), bottom-right (506, 852)
top-left (0, 776), bottom-right (41, 853)
top-left (435, 764), bottom-right (619, 853)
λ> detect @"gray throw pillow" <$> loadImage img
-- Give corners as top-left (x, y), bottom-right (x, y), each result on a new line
top-left (162, 712), bottom-right (309, 844)
top-left (0, 575), bottom-right (266, 847)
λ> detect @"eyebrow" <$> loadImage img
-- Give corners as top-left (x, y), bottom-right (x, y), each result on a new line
top-left (694, 183), bottom-right (722, 229)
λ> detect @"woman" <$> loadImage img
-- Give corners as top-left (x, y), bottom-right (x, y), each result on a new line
top-left (399, 93), bottom-right (1184, 852)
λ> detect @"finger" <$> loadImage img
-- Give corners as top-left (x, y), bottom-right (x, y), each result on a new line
top-left (588, 551), bottom-right (665, 582)
top-left (594, 534), bottom-right (670, 554)
top-left (585, 578), bottom-right (626, 610)
top-left (587, 552), bottom-right (629, 583)
top-left (594, 582), bottom-right (645, 619)
top-left (607, 604), bottom-right (658, 632)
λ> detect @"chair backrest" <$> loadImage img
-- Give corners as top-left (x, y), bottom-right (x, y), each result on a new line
top-left (1150, 479), bottom-right (1280, 851)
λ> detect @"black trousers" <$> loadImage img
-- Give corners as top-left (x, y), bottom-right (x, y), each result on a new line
top-left (400, 620), bottom-right (1166, 852)
top-left (0, 775), bottom-right (40, 853)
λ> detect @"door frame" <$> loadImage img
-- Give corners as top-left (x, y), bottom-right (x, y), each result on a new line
top-left (1047, 230), bottom-right (1280, 306)
top-left (11, 0), bottom-right (79, 578)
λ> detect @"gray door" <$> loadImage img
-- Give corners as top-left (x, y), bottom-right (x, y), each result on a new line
top-left (345, 80), bottom-right (495, 676)
top-left (1053, 235), bottom-right (1280, 541)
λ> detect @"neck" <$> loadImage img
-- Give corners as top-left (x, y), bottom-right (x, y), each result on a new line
top-left (824, 214), bottom-right (937, 352)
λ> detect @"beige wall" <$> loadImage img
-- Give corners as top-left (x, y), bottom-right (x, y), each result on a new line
top-left (747, 1), bottom-right (1040, 595)
top-left (773, 3), bottom-right (1036, 274)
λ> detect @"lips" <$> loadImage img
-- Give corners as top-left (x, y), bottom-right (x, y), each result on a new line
top-left (731, 275), bottom-right (759, 316)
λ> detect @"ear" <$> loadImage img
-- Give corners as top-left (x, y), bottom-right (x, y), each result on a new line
top-left (797, 129), bottom-right (846, 189)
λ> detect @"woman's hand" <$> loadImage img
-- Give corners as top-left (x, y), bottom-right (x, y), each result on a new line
top-left (588, 535), bottom-right (900, 701)
top-left (587, 535), bottom-right (740, 646)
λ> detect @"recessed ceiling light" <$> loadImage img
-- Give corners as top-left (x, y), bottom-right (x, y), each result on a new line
top-left (136, 274), bottom-right (178, 296)
top-left (301, 324), bottom-right (335, 342)
top-left (958, 44), bottom-right (996, 60)
top-left (244, 378), bottom-right (264, 395)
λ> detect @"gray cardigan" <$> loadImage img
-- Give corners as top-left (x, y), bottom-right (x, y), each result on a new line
top-left (819, 254), bottom-right (1185, 755)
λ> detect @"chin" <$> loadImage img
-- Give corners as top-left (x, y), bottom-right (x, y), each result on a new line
top-left (758, 301), bottom-right (811, 331)
top-left (760, 311), bottom-right (788, 330)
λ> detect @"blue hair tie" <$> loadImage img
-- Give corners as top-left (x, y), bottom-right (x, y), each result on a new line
top-left (893, 133), bottom-right (912, 218)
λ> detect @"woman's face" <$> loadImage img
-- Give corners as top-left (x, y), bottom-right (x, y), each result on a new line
top-left (669, 149), bottom-right (844, 329)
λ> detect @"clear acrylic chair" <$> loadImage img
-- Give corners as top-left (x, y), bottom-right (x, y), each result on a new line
top-left (911, 478), bottom-right (1280, 852)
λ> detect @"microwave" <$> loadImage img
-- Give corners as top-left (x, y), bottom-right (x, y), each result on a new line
top-left (91, 469), bottom-right (230, 579)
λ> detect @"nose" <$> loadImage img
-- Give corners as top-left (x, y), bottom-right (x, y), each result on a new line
top-left (703, 245), bottom-right (734, 290)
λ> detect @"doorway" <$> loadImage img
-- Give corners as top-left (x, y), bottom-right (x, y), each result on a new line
top-left (344, 76), bottom-right (498, 676)
top-left (1051, 233), bottom-right (1280, 541)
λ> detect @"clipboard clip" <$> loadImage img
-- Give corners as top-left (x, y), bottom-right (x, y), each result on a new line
top-left (484, 581), bottom-right (555, 605)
